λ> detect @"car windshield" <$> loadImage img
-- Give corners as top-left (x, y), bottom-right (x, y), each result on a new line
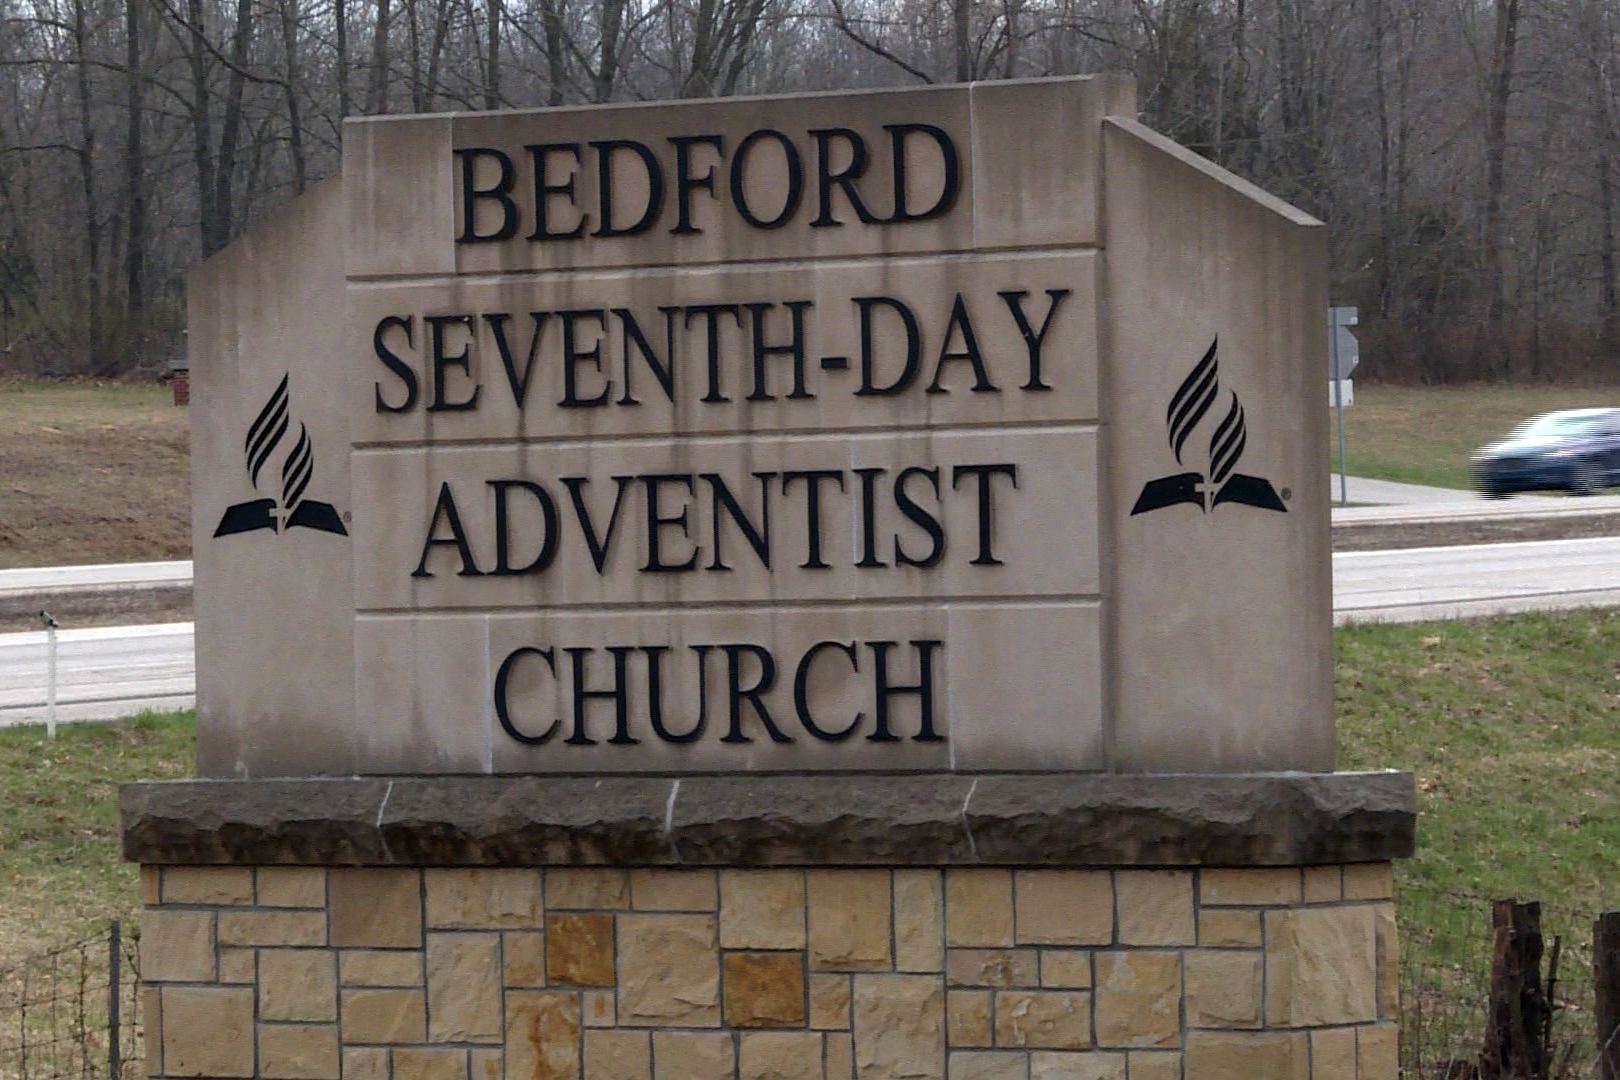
top-left (1509, 413), bottom-right (1607, 438)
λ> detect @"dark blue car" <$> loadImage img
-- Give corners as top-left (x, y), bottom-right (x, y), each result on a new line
top-left (1472, 408), bottom-right (1620, 497)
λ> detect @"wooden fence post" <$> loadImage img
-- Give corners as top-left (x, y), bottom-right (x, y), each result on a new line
top-left (1596, 912), bottom-right (1620, 1080)
top-left (1479, 898), bottom-right (1548, 1080)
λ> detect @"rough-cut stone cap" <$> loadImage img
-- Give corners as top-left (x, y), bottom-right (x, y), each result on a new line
top-left (121, 771), bottom-right (1415, 868)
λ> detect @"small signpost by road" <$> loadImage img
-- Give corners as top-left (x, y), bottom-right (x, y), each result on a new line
top-left (1331, 305), bottom-right (1359, 506)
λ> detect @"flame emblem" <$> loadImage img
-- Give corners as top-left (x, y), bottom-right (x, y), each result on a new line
top-left (1131, 338), bottom-right (1287, 516)
top-left (214, 374), bottom-right (348, 537)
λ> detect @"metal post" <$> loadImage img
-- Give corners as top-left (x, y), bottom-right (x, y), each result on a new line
top-left (108, 919), bottom-right (121, 1080)
top-left (1330, 318), bottom-right (1348, 507)
top-left (38, 611), bottom-right (58, 741)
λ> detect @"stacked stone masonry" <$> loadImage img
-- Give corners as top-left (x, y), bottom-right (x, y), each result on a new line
top-left (139, 863), bottom-right (1398, 1080)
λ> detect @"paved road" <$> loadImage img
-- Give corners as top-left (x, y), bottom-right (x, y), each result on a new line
top-left (5, 535), bottom-right (1620, 726)
top-left (0, 559), bottom-right (192, 599)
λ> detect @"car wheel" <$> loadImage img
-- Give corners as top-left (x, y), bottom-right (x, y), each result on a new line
top-left (1573, 459), bottom-right (1604, 495)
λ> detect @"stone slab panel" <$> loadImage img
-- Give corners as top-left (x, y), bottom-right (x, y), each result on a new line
top-left (1101, 116), bottom-right (1332, 773)
top-left (353, 428), bottom-right (1099, 611)
top-left (189, 180), bottom-right (356, 778)
top-left (352, 603), bottom-right (1102, 773)
top-left (349, 252), bottom-right (1097, 446)
top-left (121, 771), bottom-right (1416, 867)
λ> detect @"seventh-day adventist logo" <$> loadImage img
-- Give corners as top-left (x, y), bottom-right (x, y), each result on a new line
top-left (214, 374), bottom-right (348, 538)
top-left (1131, 338), bottom-right (1287, 516)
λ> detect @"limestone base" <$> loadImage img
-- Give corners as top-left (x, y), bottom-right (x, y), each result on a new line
top-left (124, 773), bottom-right (1415, 1080)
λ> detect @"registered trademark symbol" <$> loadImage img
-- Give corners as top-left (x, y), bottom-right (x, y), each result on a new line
top-left (1280, 487), bottom-right (1292, 501)
top-left (343, 511), bottom-right (353, 524)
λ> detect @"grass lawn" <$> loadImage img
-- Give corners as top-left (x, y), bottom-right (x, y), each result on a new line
top-left (0, 380), bottom-right (190, 569)
top-left (1329, 383), bottom-right (1620, 491)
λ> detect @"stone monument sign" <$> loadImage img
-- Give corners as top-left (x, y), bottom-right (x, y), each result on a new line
top-left (189, 75), bottom-right (1329, 779)
top-left (127, 76), bottom-right (1410, 1080)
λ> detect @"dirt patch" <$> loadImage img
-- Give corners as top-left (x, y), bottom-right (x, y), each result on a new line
top-left (1332, 512), bottom-right (1620, 552)
top-left (0, 586), bottom-right (192, 632)
top-left (0, 381), bottom-right (190, 569)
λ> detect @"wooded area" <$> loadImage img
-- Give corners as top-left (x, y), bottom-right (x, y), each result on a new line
top-left (0, 0), bottom-right (1615, 383)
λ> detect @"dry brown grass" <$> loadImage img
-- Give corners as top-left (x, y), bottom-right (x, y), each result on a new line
top-left (0, 381), bottom-right (190, 569)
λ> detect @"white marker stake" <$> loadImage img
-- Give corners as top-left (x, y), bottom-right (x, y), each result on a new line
top-left (46, 620), bottom-right (57, 741)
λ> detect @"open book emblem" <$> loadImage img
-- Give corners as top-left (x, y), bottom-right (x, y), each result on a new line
top-left (214, 374), bottom-right (349, 538)
top-left (1131, 339), bottom-right (1287, 516)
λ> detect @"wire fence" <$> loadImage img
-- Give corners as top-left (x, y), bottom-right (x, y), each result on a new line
top-left (1400, 884), bottom-right (1605, 1080)
top-left (0, 922), bottom-right (140, 1080)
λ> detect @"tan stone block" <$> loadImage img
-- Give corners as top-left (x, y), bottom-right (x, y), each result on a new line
top-left (1358, 1022), bottom-right (1399, 1080)
top-left (652, 1031), bottom-right (734, 1080)
top-left (260, 949), bottom-right (338, 1021)
top-left (426, 869), bottom-right (543, 928)
top-left (1182, 1031), bottom-right (1308, 1080)
top-left (160, 986), bottom-right (254, 1077)
top-left (946, 870), bottom-right (1014, 948)
top-left (549, 868), bottom-right (630, 909)
top-left (218, 909), bottom-right (327, 948)
top-left (340, 988), bottom-right (427, 1044)
top-left (260, 1023), bottom-right (340, 1079)
top-left (1303, 866), bottom-right (1343, 904)
top-left (1093, 952), bottom-right (1178, 1048)
top-left (827, 1032), bottom-right (854, 1080)
top-left (1029, 1052), bottom-right (1126, 1080)
top-left (341, 949), bottom-right (423, 987)
top-left (1309, 1027), bottom-right (1356, 1080)
top-left (946, 949), bottom-right (1038, 988)
top-left (548, 912), bottom-right (616, 986)
top-left (1264, 907), bottom-right (1376, 1027)
top-left (141, 909), bottom-right (215, 982)
top-left (1124, 1052), bottom-right (1179, 1080)
top-left (257, 868), bottom-right (326, 908)
top-left (1197, 909), bottom-right (1261, 948)
top-left (809, 870), bottom-right (892, 970)
top-left (1038, 952), bottom-right (1091, 989)
top-left (1013, 872), bottom-right (1112, 946)
top-left (994, 990), bottom-right (1092, 1050)
top-left (618, 913), bottom-right (721, 1026)
top-left (947, 990), bottom-right (992, 1048)
top-left (894, 871), bottom-right (945, 972)
top-left (948, 1050), bottom-right (1027, 1080)
top-left (721, 870), bottom-right (806, 949)
top-left (470, 1048), bottom-right (504, 1080)
top-left (141, 865), bottom-right (160, 906)
top-left (163, 867), bottom-right (255, 905)
top-left (1184, 951), bottom-right (1261, 1029)
top-left (330, 869), bottom-right (422, 948)
top-left (725, 952), bottom-right (807, 1028)
top-left (1375, 903), bottom-right (1400, 1019)
top-left (343, 1046), bottom-right (389, 1080)
top-left (1343, 863), bottom-right (1395, 901)
top-left (739, 1031), bottom-right (822, 1080)
top-left (505, 930), bottom-right (548, 987)
top-left (632, 870), bottom-right (717, 912)
top-left (219, 947), bottom-right (255, 983)
top-left (141, 986), bottom-right (162, 1076)
top-left (506, 991), bottom-right (581, 1080)
top-left (394, 1047), bottom-right (470, 1080)
top-left (1114, 871), bottom-right (1194, 946)
top-left (584, 989), bottom-right (616, 1027)
top-left (1198, 869), bottom-right (1300, 907)
top-left (811, 973), bottom-right (852, 1029)
top-left (428, 933), bottom-right (503, 1042)
top-left (586, 1030), bottom-right (652, 1080)
top-left (853, 974), bottom-right (946, 1077)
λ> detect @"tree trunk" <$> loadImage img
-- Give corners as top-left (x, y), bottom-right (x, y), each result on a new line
top-left (185, 0), bottom-right (217, 255)
top-left (1372, 0), bottom-right (1393, 318)
top-left (210, 0), bottom-right (255, 254)
top-left (1479, 898), bottom-right (1547, 1080)
top-left (954, 0), bottom-right (971, 81)
top-left (72, 0), bottom-right (103, 372)
top-left (368, 0), bottom-right (393, 113)
top-left (594, 0), bottom-right (626, 101)
top-left (336, 0), bottom-right (351, 117)
top-left (281, 0), bottom-right (307, 195)
top-left (1481, 0), bottom-right (1520, 379)
top-left (485, 0), bottom-right (501, 107)
top-left (544, 0), bottom-right (565, 104)
top-left (123, 0), bottom-right (144, 329)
